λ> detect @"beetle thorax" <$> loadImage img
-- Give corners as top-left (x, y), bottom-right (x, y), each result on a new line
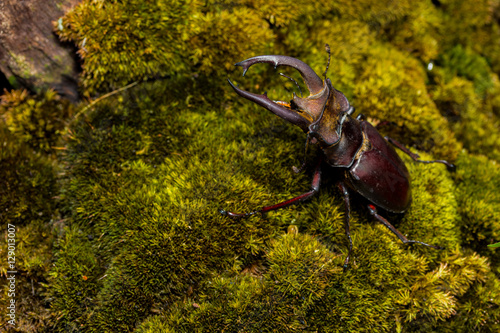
top-left (303, 79), bottom-right (353, 147)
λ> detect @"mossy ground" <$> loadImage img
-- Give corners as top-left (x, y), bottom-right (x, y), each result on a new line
top-left (2, 0), bottom-right (500, 332)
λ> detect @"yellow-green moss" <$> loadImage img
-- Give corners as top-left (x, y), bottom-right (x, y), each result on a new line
top-left (55, 0), bottom-right (276, 95)
top-left (4, 0), bottom-right (500, 331)
top-left (1, 89), bottom-right (73, 154)
top-left (47, 74), bottom-right (499, 331)
top-left (454, 152), bottom-right (500, 258)
top-left (0, 89), bottom-right (72, 331)
top-left (430, 67), bottom-right (500, 162)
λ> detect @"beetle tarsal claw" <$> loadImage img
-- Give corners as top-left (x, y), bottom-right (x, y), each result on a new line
top-left (292, 163), bottom-right (308, 174)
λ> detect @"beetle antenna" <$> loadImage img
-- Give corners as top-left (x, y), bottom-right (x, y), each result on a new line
top-left (323, 44), bottom-right (331, 79)
top-left (279, 72), bottom-right (303, 97)
top-left (293, 133), bottom-right (310, 173)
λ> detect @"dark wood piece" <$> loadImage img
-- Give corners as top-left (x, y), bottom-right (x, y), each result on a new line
top-left (0, 0), bottom-right (81, 101)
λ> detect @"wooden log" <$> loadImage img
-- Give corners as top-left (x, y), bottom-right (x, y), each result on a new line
top-left (0, 0), bottom-right (81, 101)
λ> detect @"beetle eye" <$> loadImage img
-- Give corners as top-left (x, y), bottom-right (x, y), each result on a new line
top-left (290, 99), bottom-right (300, 111)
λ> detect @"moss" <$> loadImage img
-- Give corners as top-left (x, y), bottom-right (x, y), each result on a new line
top-left (430, 71), bottom-right (500, 162)
top-left (55, 0), bottom-right (196, 94)
top-left (0, 89), bottom-right (72, 331)
top-left (1, 89), bottom-right (74, 154)
top-left (437, 0), bottom-right (500, 73)
top-left (47, 78), bottom-right (308, 330)
top-left (46, 74), bottom-right (498, 331)
top-left (7, 75), bottom-right (20, 89)
top-left (47, 0), bottom-right (500, 330)
top-left (4, 0), bottom-right (500, 331)
top-left (136, 232), bottom-right (343, 332)
top-left (9, 53), bottom-right (34, 82)
top-left (383, 1), bottom-right (442, 63)
top-left (55, 0), bottom-right (275, 95)
top-left (438, 45), bottom-right (493, 96)
top-left (47, 226), bottom-right (100, 331)
top-left (136, 231), bottom-right (492, 332)
top-left (453, 153), bottom-right (500, 260)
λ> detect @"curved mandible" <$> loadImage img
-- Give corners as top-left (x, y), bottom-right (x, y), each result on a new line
top-left (235, 55), bottom-right (325, 96)
top-left (227, 79), bottom-right (310, 132)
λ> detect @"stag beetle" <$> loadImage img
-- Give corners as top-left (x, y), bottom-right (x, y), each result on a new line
top-left (220, 46), bottom-right (455, 268)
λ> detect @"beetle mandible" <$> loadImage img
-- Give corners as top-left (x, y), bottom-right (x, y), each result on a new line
top-left (220, 46), bottom-right (455, 268)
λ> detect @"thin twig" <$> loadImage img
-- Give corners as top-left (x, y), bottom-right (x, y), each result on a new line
top-left (74, 81), bottom-right (139, 120)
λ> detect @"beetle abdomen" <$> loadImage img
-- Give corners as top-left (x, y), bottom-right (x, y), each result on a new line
top-left (347, 121), bottom-right (411, 213)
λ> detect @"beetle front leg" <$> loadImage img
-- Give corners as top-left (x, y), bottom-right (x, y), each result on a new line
top-left (338, 182), bottom-right (354, 271)
top-left (384, 136), bottom-right (456, 171)
top-left (367, 204), bottom-right (442, 249)
top-left (219, 157), bottom-right (322, 218)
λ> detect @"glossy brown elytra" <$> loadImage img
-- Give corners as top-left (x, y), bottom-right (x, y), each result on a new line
top-left (220, 46), bottom-right (455, 269)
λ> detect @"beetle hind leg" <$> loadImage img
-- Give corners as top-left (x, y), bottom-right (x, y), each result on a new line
top-left (367, 204), bottom-right (442, 250)
top-left (384, 136), bottom-right (455, 171)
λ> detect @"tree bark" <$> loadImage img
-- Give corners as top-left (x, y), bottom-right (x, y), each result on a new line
top-left (0, 0), bottom-right (81, 102)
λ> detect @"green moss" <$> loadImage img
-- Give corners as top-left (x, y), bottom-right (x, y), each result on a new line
top-left (431, 71), bottom-right (500, 162)
top-left (0, 89), bottom-right (73, 330)
top-left (1, 89), bottom-right (74, 154)
top-left (4, 0), bottom-right (500, 331)
top-left (47, 226), bottom-right (101, 331)
top-left (7, 75), bottom-right (20, 89)
top-left (438, 45), bottom-right (493, 96)
top-left (46, 74), bottom-right (498, 331)
top-left (56, 0), bottom-right (195, 94)
top-left (47, 78), bottom-right (308, 330)
top-left (383, 1), bottom-right (442, 62)
top-left (136, 232), bottom-right (342, 332)
top-left (9, 53), bottom-right (33, 82)
top-left (437, 0), bottom-right (500, 73)
top-left (136, 229), bottom-right (492, 331)
top-left (453, 153), bottom-right (500, 259)
top-left (55, 0), bottom-right (275, 95)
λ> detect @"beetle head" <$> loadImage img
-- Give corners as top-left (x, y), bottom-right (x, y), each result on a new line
top-left (228, 55), bottom-right (352, 146)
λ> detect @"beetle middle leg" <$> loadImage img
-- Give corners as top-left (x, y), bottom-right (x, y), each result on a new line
top-left (219, 157), bottom-right (322, 218)
top-left (367, 204), bottom-right (442, 249)
top-left (338, 182), bottom-right (354, 270)
top-left (384, 136), bottom-right (455, 171)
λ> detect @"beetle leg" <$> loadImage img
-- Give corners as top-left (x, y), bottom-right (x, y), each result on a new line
top-left (374, 120), bottom-right (397, 130)
top-left (292, 133), bottom-right (312, 174)
top-left (219, 157), bottom-right (322, 218)
top-left (367, 204), bottom-right (442, 249)
top-left (279, 73), bottom-right (303, 98)
top-left (384, 136), bottom-right (456, 171)
top-left (338, 182), bottom-right (354, 271)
